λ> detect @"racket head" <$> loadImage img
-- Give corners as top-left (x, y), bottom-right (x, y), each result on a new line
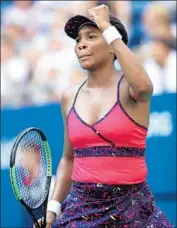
top-left (10, 127), bottom-right (52, 210)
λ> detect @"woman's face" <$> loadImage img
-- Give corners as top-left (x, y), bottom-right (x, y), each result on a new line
top-left (74, 25), bottom-right (113, 70)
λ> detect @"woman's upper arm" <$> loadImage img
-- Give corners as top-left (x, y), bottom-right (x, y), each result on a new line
top-left (60, 90), bottom-right (74, 160)
top-left (60, 82), bottom-right (84, 159)
top-left (122, 77), bottom-right (153, 103)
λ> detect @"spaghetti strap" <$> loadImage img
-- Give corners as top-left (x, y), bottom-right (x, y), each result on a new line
top-left (72, 79), bottom-right (88, 108)
top-left (117, 74), bottom-right (124, 101)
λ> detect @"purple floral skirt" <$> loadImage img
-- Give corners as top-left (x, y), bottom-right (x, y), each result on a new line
top-left (52, 181), bottom-right (173, 228)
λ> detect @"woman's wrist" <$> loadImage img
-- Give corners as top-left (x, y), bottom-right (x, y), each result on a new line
top-left (47, 200), bottom-right (61, 219)
top-left (99, 22), bottom-right (112, 32)
top-left (102, 26), bottom-right (122, 45)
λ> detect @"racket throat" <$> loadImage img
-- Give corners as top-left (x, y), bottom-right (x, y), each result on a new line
top-left (20, 200), bottom-right (41, 228)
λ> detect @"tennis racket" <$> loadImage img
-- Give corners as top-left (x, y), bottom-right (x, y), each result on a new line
top-left (10, 127), bottom-right (52, 228)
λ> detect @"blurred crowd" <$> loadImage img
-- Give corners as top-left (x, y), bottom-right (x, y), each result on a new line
top-left (1, 0), bottom-right (176, 108)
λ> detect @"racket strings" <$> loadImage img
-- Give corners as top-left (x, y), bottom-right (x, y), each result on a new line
top-left (14, 130), bottom-right (48, 208)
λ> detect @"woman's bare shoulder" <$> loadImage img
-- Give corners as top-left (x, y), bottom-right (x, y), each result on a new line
top-left (61, 81), bottom-right (86, 115)
top-left (61, 82), bottom-right (85, 103)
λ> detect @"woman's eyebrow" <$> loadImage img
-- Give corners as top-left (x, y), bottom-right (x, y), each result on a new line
top-left (78, 29), bottom-right (98, 37)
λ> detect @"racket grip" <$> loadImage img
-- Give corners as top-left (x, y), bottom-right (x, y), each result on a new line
top-left (47, 200), bottom-right (61, 219)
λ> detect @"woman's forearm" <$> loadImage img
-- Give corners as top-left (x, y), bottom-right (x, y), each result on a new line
top-left (51, 157), bottom-right (73, 203)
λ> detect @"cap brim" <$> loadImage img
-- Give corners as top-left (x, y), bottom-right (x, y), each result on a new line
top-left (64, 15), bottom-right (98, 39)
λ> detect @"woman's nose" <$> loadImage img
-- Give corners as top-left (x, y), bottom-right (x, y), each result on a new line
top-left (78, 42), bottom-right (87, 50)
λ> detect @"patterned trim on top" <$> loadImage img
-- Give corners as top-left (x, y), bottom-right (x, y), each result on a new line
top-left (74, 146), bottom-right (145, 157)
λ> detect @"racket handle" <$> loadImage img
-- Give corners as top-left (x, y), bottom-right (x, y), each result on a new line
top-left (41, 215), bottom-right (47, 228)
top-left (33, 222), bottom-right (40, 228)
top-left (41, 223), bottom-right (46, 228)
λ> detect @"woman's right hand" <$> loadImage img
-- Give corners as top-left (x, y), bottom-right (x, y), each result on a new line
top-left (33, 211), bottom-right (56, 228)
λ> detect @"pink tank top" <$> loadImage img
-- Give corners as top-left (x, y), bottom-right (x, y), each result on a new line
top-left (67, 76), bottom-right (148, 185)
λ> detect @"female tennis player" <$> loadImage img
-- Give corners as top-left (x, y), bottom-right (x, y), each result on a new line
top-left (43, 4), bottom-right (173, 228)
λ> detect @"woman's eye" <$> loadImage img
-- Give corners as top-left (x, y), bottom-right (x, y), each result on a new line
top-left (89, 35), bottom-right (96, 40)
top-left (76, 38), bottom-right (80, 43)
